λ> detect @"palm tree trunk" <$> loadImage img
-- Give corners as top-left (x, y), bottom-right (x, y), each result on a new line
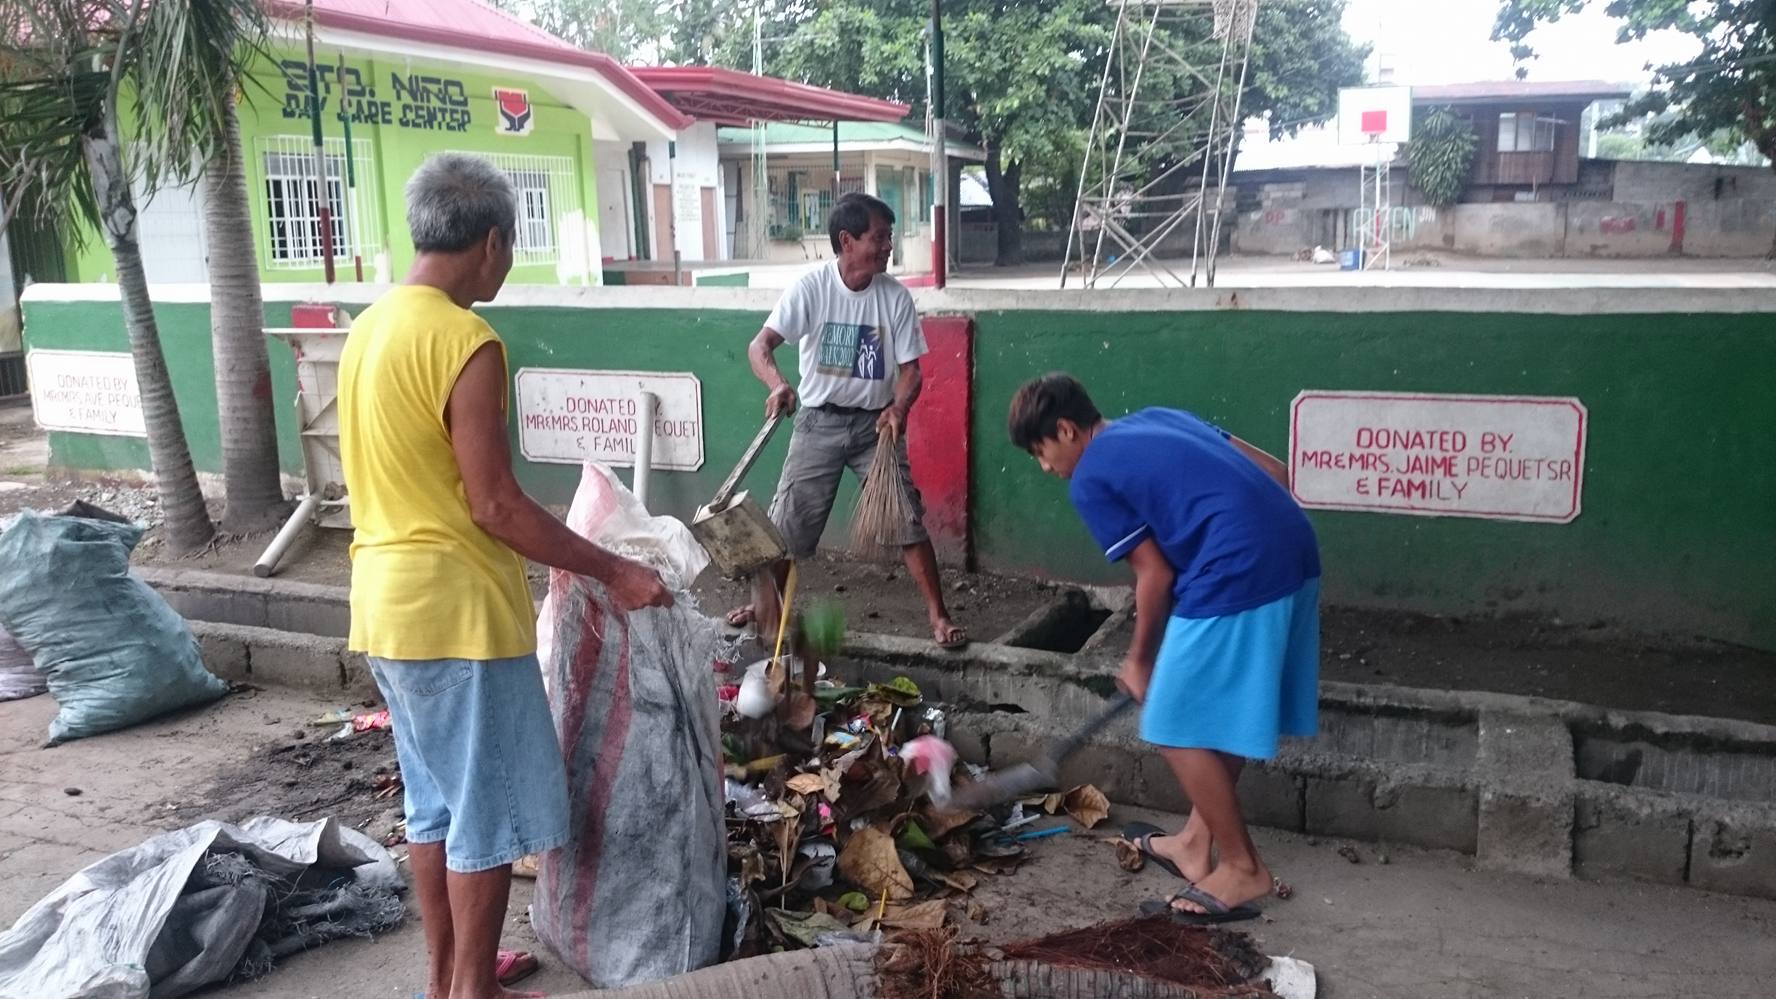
top-left (204, 97), bottom-right (287, 532)
top-left (83, 114), bottom-right (215, 554)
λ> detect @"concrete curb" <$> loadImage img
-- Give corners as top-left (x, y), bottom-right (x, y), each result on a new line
top-left (834, 635), bottom-right (1776, 902)
top-left (153, 567), bottom-right (1776, 900)
top-left (191, 620), bottom-right (376, 699)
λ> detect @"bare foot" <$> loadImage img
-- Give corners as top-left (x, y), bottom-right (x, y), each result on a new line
top-left (726, 604), bottom-right (755, 629)
top-left (1148, 830), bottom-right (1214, 884)
top-left (1172, 859), bottom-right (1273, 915)
top-left (932, 617), bottom-right (968, 649)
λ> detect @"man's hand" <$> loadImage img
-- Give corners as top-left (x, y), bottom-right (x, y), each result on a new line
top-left (766, 384), bottom-right (799, 420)
top-left (875, 406), bottom-right (906, 443)
top-left (1117, 657), bottom-right (1151, 704)
top-left (607, 560), bottom-right (675, 612)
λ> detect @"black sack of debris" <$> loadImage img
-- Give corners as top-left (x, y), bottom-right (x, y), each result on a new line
top-left (0, 512), bottom-right (226, 743)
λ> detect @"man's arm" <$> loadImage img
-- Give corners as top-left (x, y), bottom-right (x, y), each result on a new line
top-left (876, 360), bottom-right (923, 440)
top-left (748, 327), bottom-right (797, 419)
top-left (1229, 434), bottom-right (1290, 490)
top-left (1118, 538), bottom-right (1177, 703)
top-left (447, 343), bottom-right (672, 612)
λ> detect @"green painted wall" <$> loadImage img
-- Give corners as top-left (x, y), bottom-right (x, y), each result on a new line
top-left (969, 308), bottom-right (1776, 650)
top-left (22, 293), bottom-right (1776, 650)
top-left (22, 297), bottom-right (832, 540)
top-left (65, 48), bottom-right (601, 287)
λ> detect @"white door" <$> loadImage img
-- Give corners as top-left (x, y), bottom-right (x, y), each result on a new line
top-left (132, 178), bottom-right (209, 283)
top-left (597, 166), bottom-right (633, 261)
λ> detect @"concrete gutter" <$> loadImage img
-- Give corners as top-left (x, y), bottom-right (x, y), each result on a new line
top-left (154, 567), bottom-right (1776, 901)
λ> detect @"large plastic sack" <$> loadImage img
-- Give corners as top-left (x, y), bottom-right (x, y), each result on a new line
top-left (531, 462), bottom-right (727, 988)
top-left (0, 625), bottom-right (44, 702)
top-left (535, 461), bottom-right (711, 669)
top-left (0, 816), bottom-right (402, 999)
top-left (0, 513), bottom-right (227, 743)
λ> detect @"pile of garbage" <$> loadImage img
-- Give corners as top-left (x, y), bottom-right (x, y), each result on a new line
top-left (716, 654), bottom-right (1110, 956)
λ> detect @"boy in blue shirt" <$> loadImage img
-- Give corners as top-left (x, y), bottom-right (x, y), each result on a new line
top-left (1009, 373), bottom-right (1321, 923)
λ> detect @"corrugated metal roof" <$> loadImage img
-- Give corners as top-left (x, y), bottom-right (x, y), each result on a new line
top-left (1411, 80), bottom-right (1632, 104)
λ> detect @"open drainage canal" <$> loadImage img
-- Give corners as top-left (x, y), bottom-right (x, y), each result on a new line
top-left (1574, 722), bottom-right (1776, 804)
top-left (1004, 590), bottom-right (1114, 655)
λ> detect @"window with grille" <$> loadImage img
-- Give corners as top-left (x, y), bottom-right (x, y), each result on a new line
top-left (1497, 112), bottom-right (1557, 153)
top-left (258, 136), bottom-right (379, 269)
top-left (449, 152), bottom-right (579, 266)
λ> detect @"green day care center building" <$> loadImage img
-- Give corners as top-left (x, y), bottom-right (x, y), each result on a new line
top-left (25, 0), bottom-right (693, 294)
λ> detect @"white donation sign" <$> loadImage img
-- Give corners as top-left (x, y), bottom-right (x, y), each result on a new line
top-left (515, 368), bottom-right (704, 471)
top-left (1289, 391), bottom-right (1586, 523)
top-left (27, 350), bottom-right (145, 437)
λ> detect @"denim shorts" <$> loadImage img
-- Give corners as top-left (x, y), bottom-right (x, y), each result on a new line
top-left (369, 654), bottom-right (570, 873)
top-left (768, 405), bottom-right (929, 558)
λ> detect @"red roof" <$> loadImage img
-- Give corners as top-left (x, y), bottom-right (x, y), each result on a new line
top-left (1411, 80), bottom-right (1632, 105)
top-left (630, 66), bottom-right (909, 126)
top-left (266, 0), bottom-right (692, 130)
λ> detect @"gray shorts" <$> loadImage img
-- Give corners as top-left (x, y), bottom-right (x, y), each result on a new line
top-left (769, 405), bottom-right (928, 559)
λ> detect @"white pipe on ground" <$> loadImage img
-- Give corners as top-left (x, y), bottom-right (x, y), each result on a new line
top-left (253, 494), bottom-right (322, 578)
top-left (634, 390), bottom-right (658, 512)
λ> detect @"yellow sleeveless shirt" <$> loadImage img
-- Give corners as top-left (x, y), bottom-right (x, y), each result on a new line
top-left (337, 284), bottom-right (535, 660)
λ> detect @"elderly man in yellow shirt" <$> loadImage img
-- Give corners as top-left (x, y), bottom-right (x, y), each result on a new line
top-left (339, 152), bottom-right (672, 999)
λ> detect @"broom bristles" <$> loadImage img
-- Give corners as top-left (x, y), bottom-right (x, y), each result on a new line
top-left (850, 438), bottom-right (911, 558)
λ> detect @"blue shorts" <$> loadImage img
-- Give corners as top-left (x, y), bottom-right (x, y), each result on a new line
top-left (369, 654), bottom-right (570, 873)
top-left (1141, 578), bottom-right (1321, 760)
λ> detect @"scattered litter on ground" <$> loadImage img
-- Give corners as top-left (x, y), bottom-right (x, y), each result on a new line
top-left (1336, 845), bottom-right (1362, 865)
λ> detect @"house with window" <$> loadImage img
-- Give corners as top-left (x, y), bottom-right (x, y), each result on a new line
top-left (29, 0), bottom-right (692, 290)
top-left (715, 121), bottom-right (986, 272)
top-left (1409, 80), bottom-right (1632, 201)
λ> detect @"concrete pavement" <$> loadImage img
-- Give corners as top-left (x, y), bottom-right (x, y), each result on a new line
top-left (4, 686), bottom-right (1775, 998)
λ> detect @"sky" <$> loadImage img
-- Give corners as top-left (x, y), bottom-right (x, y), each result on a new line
top-left (1342, 0), bottom-right (1700, 86)
top-left (1234, 0), bottom-right (1704, 169)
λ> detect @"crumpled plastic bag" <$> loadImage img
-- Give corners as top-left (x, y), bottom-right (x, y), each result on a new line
top-left (0, 513), bottom-right (226, 742)
top-left (0, 816), bottom-right (400, 999)
top-left (0, 625), bottom-right (44, 702)
top-left (535, 461), bottom-right (711, 668)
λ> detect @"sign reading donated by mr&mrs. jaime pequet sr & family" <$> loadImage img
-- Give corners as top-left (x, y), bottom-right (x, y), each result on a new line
top-left (1289, 391), bottom-right (1587, 523)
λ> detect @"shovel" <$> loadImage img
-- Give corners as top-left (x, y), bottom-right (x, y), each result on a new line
top-left (691, 414), bottom-right (789, 579)
top-left (947, 692), bottom-right (1138, 811)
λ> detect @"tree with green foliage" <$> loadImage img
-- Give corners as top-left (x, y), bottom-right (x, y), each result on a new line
top-left (1494, 0), bottom-right (1776, 253)
top-left (754, 0), bottom-right (1366, 265)
top-left (1407, 106), bottom-right (1479, 206)
top-left (1, 0), bottom-right (282, 552)
top-left (493, 0), bottom-right (668, 61)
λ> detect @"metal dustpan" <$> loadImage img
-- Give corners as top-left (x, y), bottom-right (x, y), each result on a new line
top-left (692, 414), bottom-right (787, 579)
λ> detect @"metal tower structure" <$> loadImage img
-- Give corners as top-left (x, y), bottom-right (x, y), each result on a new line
top-left (1062, 0), bottom-right (1260, 289)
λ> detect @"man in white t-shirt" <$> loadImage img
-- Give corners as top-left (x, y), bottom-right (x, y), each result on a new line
top-left (730, 192), bottom-right (967, 651)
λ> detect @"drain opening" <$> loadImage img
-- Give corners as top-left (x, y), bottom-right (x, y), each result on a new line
top-left (1004, 591), bottom-right (1114, 654)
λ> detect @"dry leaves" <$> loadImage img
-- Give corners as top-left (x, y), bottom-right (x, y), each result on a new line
top-left (786, 769), bottom-right (843, 801)
top-left (1062, 785), bottom-right (1111, 829)
top-left (837, 826), bottom-right (914, 900)
top-left (878, 899), bottom-right (948, 930)
top-left (1112, 837), bottom-right (1146, 872)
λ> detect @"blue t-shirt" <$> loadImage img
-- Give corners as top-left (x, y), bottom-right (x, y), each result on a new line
top-left (1068, 408), bottom-right (1321, 619)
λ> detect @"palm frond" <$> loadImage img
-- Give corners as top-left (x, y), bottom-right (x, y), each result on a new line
top-left (131, 0), bottom-right (271, 189)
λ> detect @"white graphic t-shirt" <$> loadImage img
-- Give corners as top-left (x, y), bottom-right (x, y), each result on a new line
top-left (764, 261), bottom-right (927, 410)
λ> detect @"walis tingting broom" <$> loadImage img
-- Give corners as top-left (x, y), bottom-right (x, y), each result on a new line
top-left (849, 425), bottom-right (912, 558)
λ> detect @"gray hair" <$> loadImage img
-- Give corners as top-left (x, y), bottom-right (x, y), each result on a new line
top-left (405, 153), bottom-right (517, 253)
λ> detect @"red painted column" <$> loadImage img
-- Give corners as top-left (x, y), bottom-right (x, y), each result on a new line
top-left (1670, 200), bottom-right (1687, 255)
top-left (908, 315), bottom-right (973, 568)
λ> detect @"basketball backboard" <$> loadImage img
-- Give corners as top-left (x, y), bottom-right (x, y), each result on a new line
top-left (1337, 86), bottom-right (1412, 145)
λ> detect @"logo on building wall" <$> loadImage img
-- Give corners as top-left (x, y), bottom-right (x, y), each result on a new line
top-left (493, 87), bottom-right (533, 136)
